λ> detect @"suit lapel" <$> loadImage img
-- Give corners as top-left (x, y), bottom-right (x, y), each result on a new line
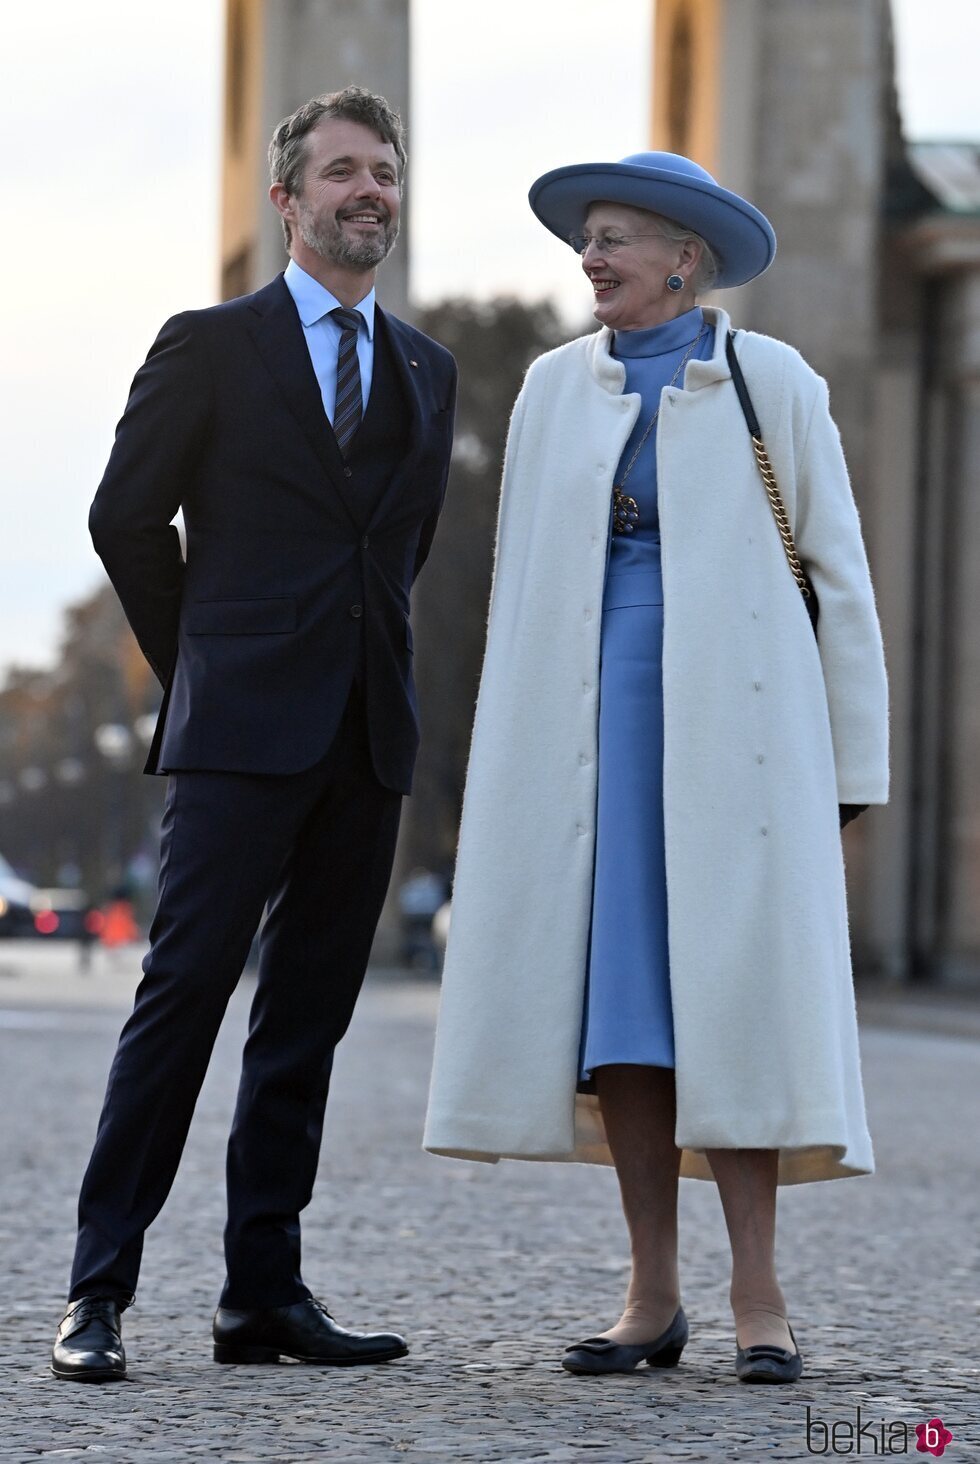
top-left (367, 308), bottom-right (426, 528)
top-left (244, 275), bottom-right (359, 529)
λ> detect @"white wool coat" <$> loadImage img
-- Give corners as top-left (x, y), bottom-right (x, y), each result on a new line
top-left (423, 307), bottom-right (888, 1184)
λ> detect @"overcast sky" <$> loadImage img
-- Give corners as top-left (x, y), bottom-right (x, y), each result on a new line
top-left (1, 0), bottom-right (977, 675)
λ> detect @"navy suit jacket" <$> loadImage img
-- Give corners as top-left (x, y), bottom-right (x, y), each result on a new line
top-left (89, 274), bottom-right (457, 794)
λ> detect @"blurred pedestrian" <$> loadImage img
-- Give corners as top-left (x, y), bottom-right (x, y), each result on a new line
top-left (99, 891), bottom-right (138, 950)
top-left (425, 152), bottom-right (889, 1384)
top-left (398, 868), bottom-right (448, 970)
top-left (76, 904), bottom-right (103, 974)
top-left (52, 86), bottom-right (456, 1383)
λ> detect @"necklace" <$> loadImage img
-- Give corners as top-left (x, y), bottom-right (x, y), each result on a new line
top-left (612, 324), bottom-right (707, 534)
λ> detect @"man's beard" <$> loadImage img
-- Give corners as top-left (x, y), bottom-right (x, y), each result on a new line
top-left (297, 204), bottom-right (398, 270)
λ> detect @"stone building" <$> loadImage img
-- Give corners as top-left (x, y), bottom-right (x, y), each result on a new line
top-left (652, 0), bottom-right (980, 986)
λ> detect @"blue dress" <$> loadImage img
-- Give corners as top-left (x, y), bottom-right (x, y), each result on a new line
top-left (580, 308), bottom-right (715, 1081)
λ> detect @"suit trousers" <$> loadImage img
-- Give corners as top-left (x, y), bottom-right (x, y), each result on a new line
top-left (69, 683), bottom-right (402, 1310)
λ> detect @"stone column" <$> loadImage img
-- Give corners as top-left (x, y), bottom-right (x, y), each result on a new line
top-left (222, 0), bottom-right (410, 316)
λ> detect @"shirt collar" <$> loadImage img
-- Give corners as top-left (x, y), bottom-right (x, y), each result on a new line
top-left (284, 259), bottom-right (376, 339)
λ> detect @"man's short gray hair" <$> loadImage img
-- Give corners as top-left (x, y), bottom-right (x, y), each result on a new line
top-left (269, 85), bottom-right (407, 249)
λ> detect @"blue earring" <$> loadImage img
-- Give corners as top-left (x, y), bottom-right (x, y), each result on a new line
top-left (666, 273), bottom-right (685, 292)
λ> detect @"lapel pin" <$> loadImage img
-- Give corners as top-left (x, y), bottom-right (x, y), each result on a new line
top-left (410, 359), bottom-right (419, 368)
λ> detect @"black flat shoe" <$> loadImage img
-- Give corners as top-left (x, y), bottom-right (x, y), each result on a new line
top-left (561, 1307), bottom-right (688, 1375)
top-left (51, 1296), bottom-right (127, 1382)
top-left (213, 1296), bottom-right (408, 1366)
top-left (735, 1325), bottom-right (803, 1384)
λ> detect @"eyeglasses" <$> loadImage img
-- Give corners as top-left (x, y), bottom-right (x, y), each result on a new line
top-left (569, 233), bottom-right (671, 256)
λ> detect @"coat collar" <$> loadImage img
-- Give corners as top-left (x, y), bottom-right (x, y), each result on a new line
top-left (586, 305), bottom-right (735, 395)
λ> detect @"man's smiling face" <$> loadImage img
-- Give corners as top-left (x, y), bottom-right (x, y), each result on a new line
top-left (291, 115), bottom-right (401, 270)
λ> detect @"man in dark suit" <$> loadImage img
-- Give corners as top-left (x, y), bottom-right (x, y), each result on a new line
top-left (52, 87), bottom-right (456, 1382)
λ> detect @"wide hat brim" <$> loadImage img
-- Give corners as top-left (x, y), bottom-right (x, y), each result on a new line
top-left (528, 156), bottom-right (776, 289)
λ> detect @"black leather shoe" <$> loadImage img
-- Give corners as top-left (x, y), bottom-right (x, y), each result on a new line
top-left (735, 1325), bottom-right (803, 1383)
top-left (213, 1296), bottom-right (408, 1366)
top-left (561, 1307), bottom-right (688, 1375)
top-left (51, 1297), bottom-right (127, 1382)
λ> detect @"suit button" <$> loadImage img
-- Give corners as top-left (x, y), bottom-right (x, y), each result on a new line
top-left (361, 535), bottom-right (370, 549)
top-left (343, 466), bottom-right (352, 478)
top-left (349, 605), bottom-right (363, 619)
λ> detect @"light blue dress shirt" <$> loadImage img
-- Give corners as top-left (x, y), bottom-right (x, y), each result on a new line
top-left (283, 258), bottom-right (375, 423)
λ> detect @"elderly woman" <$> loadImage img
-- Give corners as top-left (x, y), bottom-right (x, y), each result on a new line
top-left (423, 153), bottom-right (888, 1383)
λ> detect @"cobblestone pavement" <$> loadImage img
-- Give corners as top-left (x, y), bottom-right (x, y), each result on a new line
top-left (0, 943), bottom-right (977, 1462)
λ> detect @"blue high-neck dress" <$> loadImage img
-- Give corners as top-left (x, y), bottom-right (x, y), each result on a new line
top-left (580, 308), bottom-right (715, 1081)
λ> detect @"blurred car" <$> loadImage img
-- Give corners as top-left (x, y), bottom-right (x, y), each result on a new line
top-left (0, 854), bottom-right (36, 937)
top-left (29, 888), bottom-right (101, 941)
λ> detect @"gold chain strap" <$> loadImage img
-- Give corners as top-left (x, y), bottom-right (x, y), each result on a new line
top-left (749, 436), bottom-right (813, 602)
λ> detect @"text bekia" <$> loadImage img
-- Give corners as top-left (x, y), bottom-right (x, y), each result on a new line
top-left (805, 1407), bottom-right (953, 1455)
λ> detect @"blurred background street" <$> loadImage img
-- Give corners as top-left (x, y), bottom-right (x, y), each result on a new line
top-left (0, 944), bottom-right (977, 1460)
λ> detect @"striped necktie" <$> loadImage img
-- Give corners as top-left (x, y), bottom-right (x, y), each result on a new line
top-left (330, 307), bottom-right (363, 454)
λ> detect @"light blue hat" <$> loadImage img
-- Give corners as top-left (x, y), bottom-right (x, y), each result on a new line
top-left (528, 151), bottom-right (776, 289)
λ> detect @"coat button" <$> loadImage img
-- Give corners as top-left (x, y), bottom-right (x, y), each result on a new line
top-left (757, 754), bottom-right (765, 764)
top-left (578, 753), bottom-right (589, 766)
top-left (754, 680), bottom-right (762, 691)
top-left (760, 825), bottom-right (768, 836)
top-left (349, 605), bottom-right (363, 619)
top-left (361, 535), bottom-right (370, 548)
top-left (576, 823), bottom-right (586, 836)
top-left (343, 466), bottom-right (353, 478)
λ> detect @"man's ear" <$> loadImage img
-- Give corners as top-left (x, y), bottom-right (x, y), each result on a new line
top-left (269, 181), bottom-right (294, 226)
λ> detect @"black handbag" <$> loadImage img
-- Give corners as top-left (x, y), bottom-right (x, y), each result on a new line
top-left (725, 333), bottom-right (865, 829)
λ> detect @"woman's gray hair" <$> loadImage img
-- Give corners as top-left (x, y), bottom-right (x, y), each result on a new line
top-left (268, 85), bottom-right (407, 249)
top-left (653, 215), bottom-right (719, 296)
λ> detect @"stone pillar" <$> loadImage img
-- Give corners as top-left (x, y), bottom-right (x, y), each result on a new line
top-left (858, 241), bottom-right (922, 981)
top-left (221, 0), bottom-right (410, 316)
top-left (735, 0), bottom-right (890, 496)
top-left (898, 233), bottom-right (980, 985)
top-left (651, 0), bottom-right (908, 976)
top-left (943, 277), bottom-right (980, 983)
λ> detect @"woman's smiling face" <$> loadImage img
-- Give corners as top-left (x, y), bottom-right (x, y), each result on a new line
top-left (580, 203), bottom-right (701, 331)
